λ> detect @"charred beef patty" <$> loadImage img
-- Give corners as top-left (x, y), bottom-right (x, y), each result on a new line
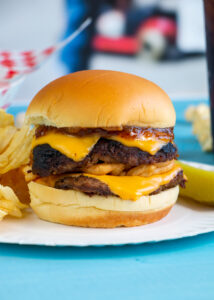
top-left (150, 170), bottom-right (185, 195)
top-left (55, 175), bottom-right (114, 196)
top-left (32, 138), bottom-right (177, 177)
top-left (54, 171), bottom-right (185, 197)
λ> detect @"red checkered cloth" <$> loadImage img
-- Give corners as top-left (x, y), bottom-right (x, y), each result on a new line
top-left (0, 47), bottom-right (55, 80)
top-left (0, 18), bottom-right (91, 108)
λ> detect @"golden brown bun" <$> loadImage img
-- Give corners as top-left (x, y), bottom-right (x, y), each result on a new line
top-left (29, 181), bottom-right (179, 228)
top-left (25, 70), bottom-right (175, 128)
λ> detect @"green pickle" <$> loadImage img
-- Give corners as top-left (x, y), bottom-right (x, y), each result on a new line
top-left (178, 161), bottom-right (214, 205)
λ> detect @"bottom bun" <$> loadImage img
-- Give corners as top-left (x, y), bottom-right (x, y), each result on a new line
top-left (29, 182), bottom-right (179, 228)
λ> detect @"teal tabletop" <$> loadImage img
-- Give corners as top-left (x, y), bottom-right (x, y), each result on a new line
top-left (1, 100), bottom-right (213, 300)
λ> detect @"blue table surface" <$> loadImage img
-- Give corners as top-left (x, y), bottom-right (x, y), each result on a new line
top-left (2, 100), bottom-right (214, 300)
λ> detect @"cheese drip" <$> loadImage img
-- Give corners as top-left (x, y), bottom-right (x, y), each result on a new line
top-left (85, 165), bottom-right (181, 201)
top-left (109, 136), bottom-right (168, 155)
top-left (32, 133), bottom-right (99, 162)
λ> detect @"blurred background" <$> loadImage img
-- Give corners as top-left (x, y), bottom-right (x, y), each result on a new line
top-left (0, 0), bottom-right (208, 103)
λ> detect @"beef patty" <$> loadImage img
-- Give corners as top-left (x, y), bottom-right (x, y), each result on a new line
top-left (55, 175), bottom-right (114, 196)
top-left (54, 170), bottom-right (185, 197)
top-left (32, 138), bottom-right (178, 177)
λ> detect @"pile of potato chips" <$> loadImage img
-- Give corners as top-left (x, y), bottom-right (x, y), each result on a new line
top-left (185, 104), bottom-right (212, 152)
top-left (0, 184), bottom-right (27, 221)
top-left (0, 109), bottom-right (34, 220)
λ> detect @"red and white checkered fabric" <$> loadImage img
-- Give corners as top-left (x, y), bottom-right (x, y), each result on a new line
top-left (0, 47), bottom-right (55, 81)
top-left (0, 18), bottom-right (91, 108)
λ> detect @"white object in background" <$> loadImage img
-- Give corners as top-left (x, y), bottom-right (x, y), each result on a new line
top-left (0, 0), bottom-right (66, 103)
top-left (96, 10), bottom-right (125, 38)
top-left (133, 0), bottom-right (159, 7)
top-left (0, 161), bottom-right (214, 246)
top-left (139, 30), bottom-right (167, 60)
top-left (134, 0), bottom-right (179, 11)
top-left (0, 0), bottom-right (65, 50)
top-left (177, 0), bottom-right (206, 52)
top-left (0, 76), bottom-right (25, 108)
top-left (158, 0), bottom-right (180, 12)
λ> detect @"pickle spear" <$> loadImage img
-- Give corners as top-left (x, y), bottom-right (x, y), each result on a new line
top-left (178, 161), bottom-right (214, 205)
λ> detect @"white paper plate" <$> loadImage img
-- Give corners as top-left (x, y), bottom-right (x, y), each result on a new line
top-left (1, 161), bottom-right (214, 247)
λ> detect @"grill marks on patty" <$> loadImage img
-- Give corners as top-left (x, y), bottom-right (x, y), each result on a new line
top-left (91, 138), bottom-right (177, 166)
top-left (32, 138), bottom-right (178, 177)
top-left (55, 175), bottom-right (114, 196)
top-left (54, 171), bottom-right (185, 197)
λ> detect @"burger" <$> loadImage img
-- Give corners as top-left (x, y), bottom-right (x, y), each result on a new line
top-left (25, 70), bottom-right (185, 228)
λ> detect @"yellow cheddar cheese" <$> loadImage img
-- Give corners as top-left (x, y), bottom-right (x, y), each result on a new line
top-left (109, 136), bottom-right (168, 155)
top-left (85, 164), bottom-right (181, 201)
top-left (32, 133), bottom-right (99, 162)
top-left (32, 132), bottom-right (170, 161)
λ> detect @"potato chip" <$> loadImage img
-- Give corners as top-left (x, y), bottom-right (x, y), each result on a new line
top-left (0, 209), bottom-right (7, 221)
top-left (0, 168), bottom-right (30, 204)
top-left (185, 104), bottom-right (212, 151)
top-left (0, 126), bottom-right (17, 154)
top-left (15, 112), bottom-right (25, 128)
top-left (22, 165), bottom-right (38, 183)
top-left (0, 184), bottom-right (27, 220)
top-left (0, 110), bottom-right (33, 221)
top-left (0, 109), bottom-right (14, 127)
top-left (0, 125), bottom-right (35, 174)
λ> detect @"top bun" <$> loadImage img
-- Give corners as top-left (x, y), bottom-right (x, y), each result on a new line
top-left (25, 70), bottom-right (175, 128)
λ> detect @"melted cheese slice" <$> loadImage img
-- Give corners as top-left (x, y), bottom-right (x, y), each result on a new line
top-left (109, 136), bottom-right (168, 155)
top-left (32, 132), bottom-right (170, 162)
top-left (85, 165), bottom-right (181, 201)
top-left (32, 133), bottom-right (99, 162)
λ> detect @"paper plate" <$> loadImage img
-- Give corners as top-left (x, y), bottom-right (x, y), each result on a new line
top-left (0, 161), bottom-right (214, 246)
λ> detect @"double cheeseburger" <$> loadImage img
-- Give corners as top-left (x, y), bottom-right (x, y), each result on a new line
top-left (25, 70), bottom-right (185, 228)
